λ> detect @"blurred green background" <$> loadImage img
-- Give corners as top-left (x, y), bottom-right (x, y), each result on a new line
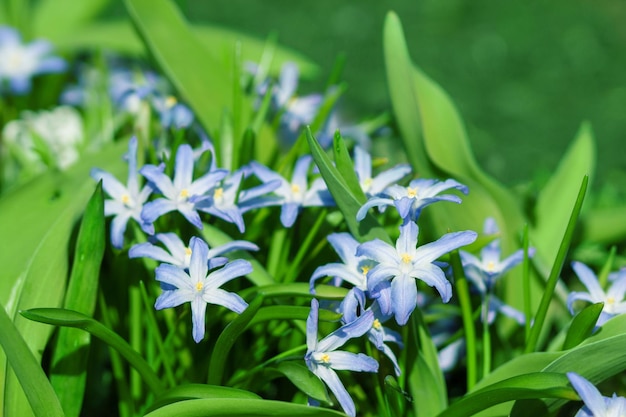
top-left (107, 0), bottom-right (626, 188)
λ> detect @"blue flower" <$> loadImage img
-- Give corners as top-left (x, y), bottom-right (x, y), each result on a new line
top-left (140, 144), bottom-right (228, 229)
top-left (567, 372), bottom-right (626, 417)
top-left (129, 232), bottom-right (258, 271)
top-left (353, 145), bottom-right (411, 197)
top-left (91, 137), bottom-right (154, 249)
top-left (108, 67), bottom-right (163, 113)
top-left (356, 178), bottom-right (468, 222)
top-left (305, 299), bottom-right (378, 417)
top-left (315, 113), bottom-right (372, 150)
top-left (152, 95), bottom-right (194, 129)
top-left (567, 261), bottom-right (626, 326)
top-left (248, 155), bottom-right (334, 228)
top-left (154, 237), bottom-right (251, 343)
top-left (357, 221), bottom-right (477, 325)
top-left (460, 218), bottom-right (533, 324)
top-left (341, 289), bottom-right (404, 376)
top-left (193, 168), bottom-right (281, 233)
top-left (0, 26), bottom-right (66, 94)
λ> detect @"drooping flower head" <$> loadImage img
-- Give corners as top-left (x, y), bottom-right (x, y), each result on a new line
top-left (0, 26), bottom-right (66, 95)
top-left (567, 261), bottom-right (626, 326)
top-left (154, 237), bottom-right (251, 343)
top-left (357, 221), bottom-right (477, 325)
top-left (91, 136), bottom-right (154, 249)
top-left (305, 299), bottom-right (378, 417)
top-left (567, 372), bottom-right (626, 417)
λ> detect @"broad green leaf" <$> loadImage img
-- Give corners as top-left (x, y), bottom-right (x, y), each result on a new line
top-left (273, 361), bottom-right (330, 403)
top-left (148, 384), bottom-right (260, 412)
top-left (124, 0), bottom-right (231, 133)
top-left (0, 301), bottom-right (64, 417)
top-left (0, 140), bottom-right (127, 415)
top-left (208, 296), bottom-right (265, 385)
top-left (144, 398), bottom-right (346, 417)
top-left (306, 128), bottom-right (391, 244)
top-left (50, 182), bottom-right (106, 417)
top-left (562, 302), bottom-right (603, 350)
top-left (332, 131), bottom-right (367, 203)
top-left (32, 0), bottom-right (110, 41)
top-left (435, 373), bottom-right (576, 417)
top-left (531, 123), bottom-right (595, 277)
top-left (20, 308), bottom-right (164, 396)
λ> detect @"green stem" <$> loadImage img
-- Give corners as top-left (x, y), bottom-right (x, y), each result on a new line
top-left (129, 285), bottom-right (143, 401)
top-left (284, 209), bottom-right (327, 283)
top-left (450, 250), bottom-right (477, 390)
top-left (523, 224), bottom-right (532, 342)
top-left (228, 345), bottom-right (307, 387)
top-left (482, 293), bottom-right (492, 379)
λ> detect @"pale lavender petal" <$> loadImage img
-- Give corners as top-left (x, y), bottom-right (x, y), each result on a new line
top-left (177, 204), bottom-right (204, 229)
top-left (110, 212), bottom-right (132, 249)
top-left (202, 288), bottom-right (248, 314)
top-left (396, 221), bottom-right (418, 255)
top-left (394, 197), bottom-right (414, 219)
top-left (353, 146), bottom-right (371, 181)
top-left (391, 274), bottom-right (418, 325)
top-left (155, 264), bottom-right (193, 290)
top-left (173, 145), bottom-right (194, 189)
top-left (356, 197), bottom-right (393, 221)
top-left (327, 351), bottom-right (378, 372)
top-left (191, 296), bottom-right (207, 342)
top-left (414, 231), bottom-right (477, 263)
top-left (189, 169), bottom-right (229, 195)
top-left (141, 199), bottom-right (177, 224)
top-left (314, 366), bottom-right (355, 417)
top-left (206, 259), bottom-right (252, 289)
top-left (572, 262), bottom-right (605, 302)
top-left (307, 299), bottom-right (319, 352)
top-left (91, 168), bottom-right (127, 200)
top-left (367, 264), bottom-right (401, 291)
top-left (189, 237), bottom-right (209, 282)
top-left (567, 292), bottom-right (596, 315)
top-left (567, 372), bottom-right (607, 416)
top-left (291, 155), bottom-right (313, 189)
top-left (141, 165), bottom-right (176, 198)
top-left (280, 202), bottom-right (300, 227)
top-left (356, 239), bottom-right (397, 264)
top-left (327, 233), bottom-right (359, 265)
top-left (128, 242), bottom-right (179, 265)
top-left (318, 310), bottom-right (374, 352)
top-left (155, 289), bottom-right (193, 310)
top-left (156, 233), bottom-right (188, 260)
top-left (410, 263), bottom-right (452, 303)
top-left (207, 241), bottom-right (259, 258)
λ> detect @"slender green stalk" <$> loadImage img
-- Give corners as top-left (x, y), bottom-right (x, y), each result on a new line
top-left (365, 344), bottom-right (390, 417)
top-left (138, 281), bottom-right (176, 388)
top-left (450, 250), bottom-right (477, 390)
top-left (284, 209), bottom-right (327, 283)
top-left (525, 175), bottom-right (588, 353)
top-left (522, 224), bottom-right (532, 341)
top-left (598, 246), bottom-right (616, 288)
top-left (129, 285), bottom-right (143, 401)
top-left (228, 345), bottom-right (308, 387)
top-left (481, 294), bottom-right (492, 379)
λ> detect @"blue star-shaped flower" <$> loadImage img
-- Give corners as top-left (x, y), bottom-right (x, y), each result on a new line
top-left (91, 136), bottom-right (154, 249)
top-left (305, 299), bottom-right (378, 417)
top-left (154, 237), bottom-right (251, 343)
top-left (357, 221), bottom-right (477, 325)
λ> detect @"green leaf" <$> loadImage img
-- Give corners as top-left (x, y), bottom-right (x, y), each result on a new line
top-left (144, 398), bottom-right (346, 417)
top-left (32, 0), bottom-right (110, 41)
top-left (249, 306), bottom-right (342, 327)
top-left (0, 301), bottom-right (64, 417)
top-left (531, 122), bottom-right (595, 277)
top-left (208, 296), bottom-right (265, 385)
top-left (49, 182), bottom-right (106, 417)
top-left (273, 361), bottom-right (330, 403)
top-left (124, 0), bottom-right (231, 133)
top-left (435, 373), bottom-right (576, 417)
top-left (148, 384), bottom-right (260, 412)
top-left (562, 302), bottom-right (604, 350)
top-left (20, 308), bottom-right (164, 396)
top-left (332, 131), bottom-right (367, 203)
top-left (306, 127), bottom-right (391, 244)
top-left (241, 283), bottom-right (347, 301)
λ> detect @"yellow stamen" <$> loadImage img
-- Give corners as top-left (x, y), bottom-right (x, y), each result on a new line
top-left (195, 281), bottom-right (203, 292)
top-left (486, 261), bottom-right (496, 272)
top-left (361, 266), bottom-right (370, 276)
top-left (401, 253), bottom-right (412, 264)
top-left (607, 297), bottom-right (615, 305)
top-left (320, 353), bottom-right (330, 363)
top-left (185, 247), bottom-right (192, 257)
top-left (291, 184), bottom-right (301, 193)
top-left (121, 194), bottom-right (130, 205)
top-left (407, 187), bottom-right (418, 198)
top-left (165, 96), bottom-right (177, 108)
top-left (372, 319), bottom-right (382, 330)
top-left (180, 189), bottom-right (189, 198)
top-left (214, 187), bottom-right (224, 199)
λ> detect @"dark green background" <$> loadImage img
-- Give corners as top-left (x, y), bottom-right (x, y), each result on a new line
top-left (113, 0), bottom-right (626, 187)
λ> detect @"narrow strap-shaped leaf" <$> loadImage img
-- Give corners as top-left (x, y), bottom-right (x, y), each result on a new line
top-left (525, 175), bottom-right (588, 353)
top-left (332, 131), bottom-right (367, 203)
top-left (306, 127), bottom-right (391, 244)
top-left (20, 308), bottom-right (164, 396)
top-left (148, 384), bottom-right (260, 413)
top-left (208, 295), bottom-right (265, 385)
top-left (248, 306), bottom-right (342, 327)
top-left (272, 362), bottom-right (330, 403)
top-left (0, 301), bottom-right (64, 417)
top-left (50, 182), bottom-right (106, 417)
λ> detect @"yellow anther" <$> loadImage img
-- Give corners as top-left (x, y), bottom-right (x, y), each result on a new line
top-left (214, 187), bottom-right (224, 199)
top-left (372, 319), bottom-right (382, 330)
top-left (291, 184), bottom-right (301, 193)
top-left (401, 253), bottom-right (412, 264)
top-left (195, 281), bottom-right (203, 292)
top-left (185, 247), bottom-right (192, 256)
top-left (361, 266), bottom-right (370, 276)
top-left (486, 261), bottom-right (496, 272)
top-left (121, 194), bottom-right (131, 205)
top-left (407, 187), bottom-right (418, 198)
top-left (363, 178), bottom-right (373, 187)
top-left (607, 297), bottom-right (615, 305)
top-left (165, 96), bottom-right (178, 108)
top-left (180, 189), bottom-right (189, 198)
top-left (320, 353), bottom-right (330, 363)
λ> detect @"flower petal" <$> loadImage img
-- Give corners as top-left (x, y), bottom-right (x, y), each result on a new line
top-left (327, 351), bottom-right (378, 372)
top-left (567, 372), bottom-right (607, 416)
